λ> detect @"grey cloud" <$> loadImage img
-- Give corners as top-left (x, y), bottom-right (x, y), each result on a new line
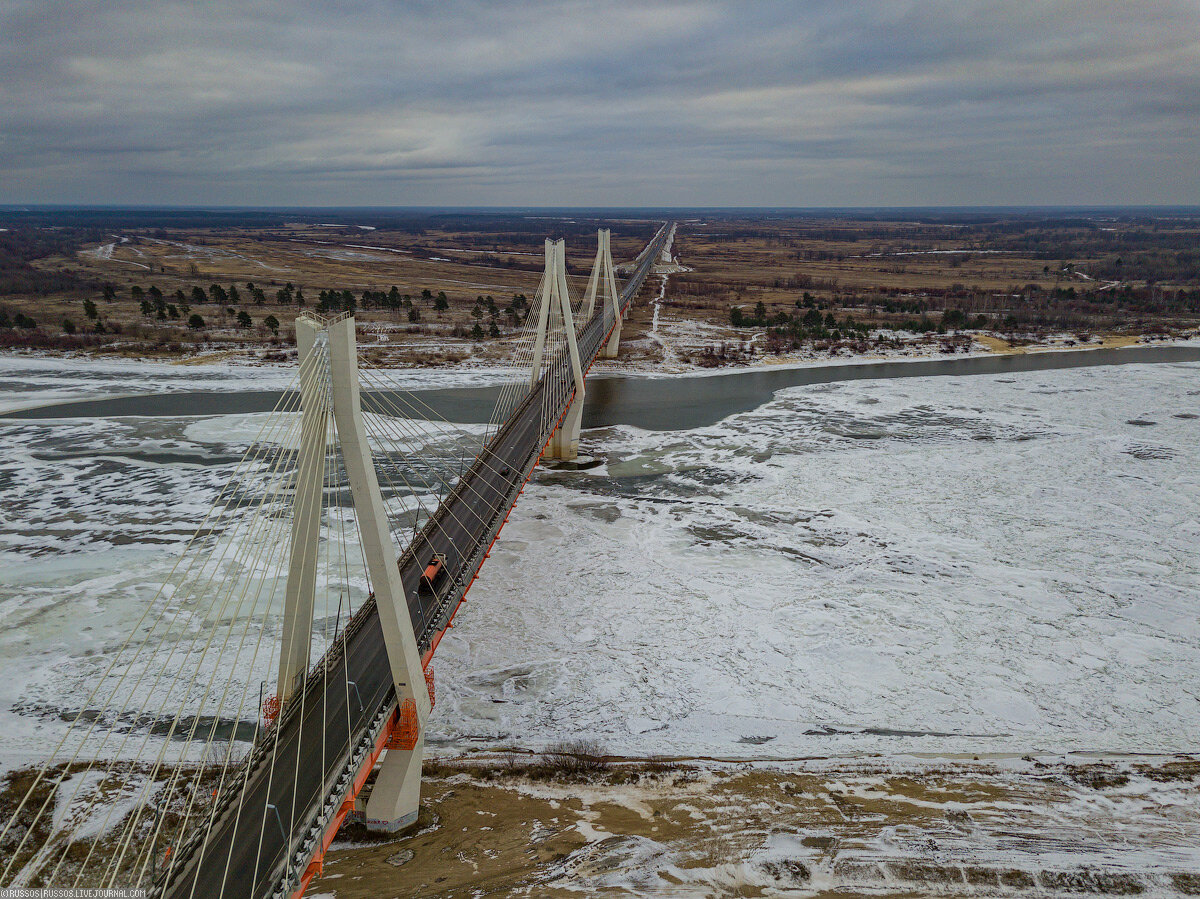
top-left (1, 0), bottom-right (1197, 205)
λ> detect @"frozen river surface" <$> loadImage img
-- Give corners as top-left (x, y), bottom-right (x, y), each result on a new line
top-left (0, 356), bottom-right (1197, 766)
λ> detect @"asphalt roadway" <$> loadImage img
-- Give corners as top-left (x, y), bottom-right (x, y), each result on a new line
top-left (157, 224), bottom-right (670, 899)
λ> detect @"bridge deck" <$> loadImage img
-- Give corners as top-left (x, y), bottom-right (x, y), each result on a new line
top-left (159, 224), bottom-right (671, 899)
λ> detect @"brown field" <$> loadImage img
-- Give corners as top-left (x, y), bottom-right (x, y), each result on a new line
top-left (6, 754), bottom-right (1197, 895)
top-left (311, 753), bottom-right (1200, 898)
top-left (22, 221), bottom-right (656, 366)
top-left (644, 216), bottom-right (1198, 328)
top-left (2, 211), bottom-right (1198, 367)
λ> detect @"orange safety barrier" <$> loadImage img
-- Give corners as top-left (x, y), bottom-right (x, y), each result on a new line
top-left (386, 698), bottom-right (419, 751)
top-left (292, 702), bottom-right (403, 899)
top-left (424, 667), bottom-right (435, 708)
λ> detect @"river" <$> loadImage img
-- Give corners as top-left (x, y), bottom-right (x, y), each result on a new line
top-left (6, 344), bottom-right (1200, 429)
top-left (0, 347), bottom-right (1197, 768)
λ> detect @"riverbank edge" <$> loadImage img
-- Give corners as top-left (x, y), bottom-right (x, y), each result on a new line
top-left (1, 330), bottom-right (1197, 383)
top-left (312, 751), bottom-right (1200, 898)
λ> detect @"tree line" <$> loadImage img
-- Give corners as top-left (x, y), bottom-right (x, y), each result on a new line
top-left (95, 278), bottom-right (538, 341)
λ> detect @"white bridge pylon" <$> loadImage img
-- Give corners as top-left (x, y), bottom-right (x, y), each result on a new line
top-left (530, 239), bottom-right (585, 460)
top-left (585, 228), bottom-right (622, 359)
top-left (282, 314), bottom-right (430, 833)
top-left (532, 230), bottom-right (621, 460)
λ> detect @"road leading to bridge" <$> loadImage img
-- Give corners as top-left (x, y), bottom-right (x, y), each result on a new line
top-left (159, 223), bottom-right (671, 899)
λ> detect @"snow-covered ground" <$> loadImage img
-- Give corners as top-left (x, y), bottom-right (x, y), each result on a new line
top-left (0, 354), bottom-right (510, 414)
top-left (435, 361), bottom-right (1200, 758)
top-left (0, 358), bottom-right (1197, 770)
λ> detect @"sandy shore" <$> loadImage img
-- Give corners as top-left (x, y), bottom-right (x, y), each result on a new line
top-left (971, 334), bottom-right (1146, 355)
top-left (313, 755), bottom-right (1200, 898)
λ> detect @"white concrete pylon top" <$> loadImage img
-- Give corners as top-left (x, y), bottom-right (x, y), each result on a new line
top-left (583, 229), bottom-right (619, 325)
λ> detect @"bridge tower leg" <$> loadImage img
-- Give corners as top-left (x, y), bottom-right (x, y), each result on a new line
top-left (277, 317), bottom-right (325, 704)
top-left (582, 229), bottom-right (604, 321)
top-left (535, 239), bottom-right (586, 461)
top-left (596, 230), bottom-right (623, 359)
top-left (327, 316), bottom-right (432, 832)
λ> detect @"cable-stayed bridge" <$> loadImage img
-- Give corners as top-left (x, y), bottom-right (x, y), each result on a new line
top-left (0, 223), bottom-right (673, 898)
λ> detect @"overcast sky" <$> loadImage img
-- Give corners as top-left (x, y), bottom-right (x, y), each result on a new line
top-left (2, 0), bottom-right (1197, 207)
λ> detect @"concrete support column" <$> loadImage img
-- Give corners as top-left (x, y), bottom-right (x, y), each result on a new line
top-left (363, 739), bottom-right (423, 831)
top-left (277, 317), bottom-right (325, 703)
top-left (548, 394), bottom-right (583, 459)
top-left (582, 231), bottom-right (604, 321)
top-left (599, 230), bottom-right (623, 359)
top-left (529, 242), bottom-right (554, 389)
top-left (327, 316), bottom-right (430, 830)
top-left (543, 240), bottom-right (586, 461)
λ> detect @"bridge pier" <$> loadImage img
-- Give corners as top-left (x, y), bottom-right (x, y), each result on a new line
top-left (548, 394), bottom-right (583, 459)
top-left (533, 239), bottom-right (587, 461)
top-left (363, 733), bottom-right (424, 831)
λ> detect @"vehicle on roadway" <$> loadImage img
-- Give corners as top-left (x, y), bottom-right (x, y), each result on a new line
top-left (420, 553), bottom-right (448, 598)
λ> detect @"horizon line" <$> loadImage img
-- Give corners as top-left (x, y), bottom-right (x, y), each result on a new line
top-left (3, 203), bottom-right (1200, 214)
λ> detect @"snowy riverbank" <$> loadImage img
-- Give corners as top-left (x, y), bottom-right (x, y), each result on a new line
top-left (2, 332), bottom-right (1197, 413)
top-left (1, 356), bottom-right (1197, 770)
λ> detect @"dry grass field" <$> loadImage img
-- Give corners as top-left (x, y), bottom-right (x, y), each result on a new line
top-left (1, 210), bottom-right (1197, 367)
top-left (654, 215), bottom-right (1200, 328)
top-left (9, 218), bottom-right (654, 365)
